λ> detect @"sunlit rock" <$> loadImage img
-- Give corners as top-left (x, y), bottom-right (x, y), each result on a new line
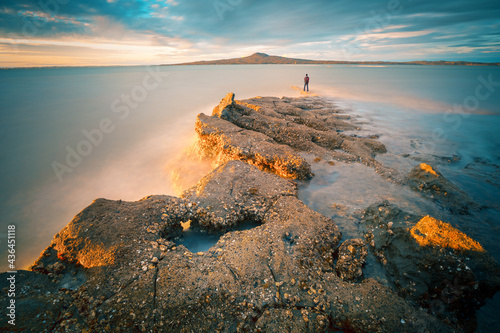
top-left (411, 215), bottom-right (485, 252)
top-left (195, 112), bottom-right (312, 179)
top-left (0, 94), bottom-right (477, 333)
top-left (407, 162), bottom-right (481, 214)
top-left (213, 93), bottom-right (387, 166)
top-left (361, 201), bottom-right (500, 329)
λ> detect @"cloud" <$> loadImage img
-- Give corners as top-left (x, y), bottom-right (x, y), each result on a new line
top-left (0, 0), bottom-right (499, 66)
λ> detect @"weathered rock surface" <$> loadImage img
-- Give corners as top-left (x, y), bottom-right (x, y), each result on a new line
top-left (213, 93), bottom-right (387, 166)
top-left (181, 160), bottom-right (297, 231)
top-left (0, 270), bottom-right (76, 332)
top-left (406, 163), bottom-right (481, 214)
top-left (361, 201), bottom-right (500, 331)
top-left (2, 94), bottom-right (496, 333)
top-left (196, 93), bottom-right (404, 183)
top-left (1, 162), bottom-right (451, 333)
top-left (335, 239), bottom-right (368, 282)
top-left (195, 112), bottom-right (313, 180)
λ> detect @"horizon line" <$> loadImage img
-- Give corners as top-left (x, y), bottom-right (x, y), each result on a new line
top-left (2, 56), bottom-right (500, 70)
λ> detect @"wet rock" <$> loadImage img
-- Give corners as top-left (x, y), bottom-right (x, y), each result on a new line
top-left (4, 162), bottom-right (453, 332)
top-left (406, 163), bottom-right (481, 214)
top-left (0, 270), bottom-right (75, 332)
top-left (361, 201), bottom-right (500, 330)
top-left (335, 239), bottom-right (368, 282)
top-left (153, 194), bottom-right (344, 332)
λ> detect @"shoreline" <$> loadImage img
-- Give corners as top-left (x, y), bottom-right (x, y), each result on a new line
top-left (1, 93), bottom-right (499, 332)
top-left (3, 61), bottom-right (500, 71)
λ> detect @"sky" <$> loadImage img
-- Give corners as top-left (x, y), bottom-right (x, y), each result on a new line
top-left (0, 0), bottom-right (499, 67)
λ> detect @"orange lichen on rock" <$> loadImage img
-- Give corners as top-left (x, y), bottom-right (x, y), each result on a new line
top-left (410, 215), bottom-right (484, 252)
top-left (420, 163), bottom-right (438, 176)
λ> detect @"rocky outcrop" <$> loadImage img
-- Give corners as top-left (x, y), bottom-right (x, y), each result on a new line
top-left (361, 201), bottom-right (500, 330)
top-left (406, 163), bottom-right (481, 214)
top-left (1, 94), bottom-right (497, 333)
top-left (195, 112), bottom-right (313, 180)
top-left (1, 161), bottom-right (452, 333)
top-left (212, 93), bottom-right (387, 166)
top-left (196, 93), bottom-right (405, 183)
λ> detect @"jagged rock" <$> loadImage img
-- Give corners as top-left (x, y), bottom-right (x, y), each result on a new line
top-left (181, 160), bottom-right (297, 231)
top-left (213, 93), bottom-right (387, 166)
top-left (195, 112), bottom-right (313, 179)
top-left (335, 239), bottom-right (368, 282)
top-left (361, 201), bottom-right (500, 330)
top-left (28, 195), bottom-right (183, 325)
top-left (207, 93), bottom-right (405, 184)
top-left (406, 163), bottom-right (480, 214)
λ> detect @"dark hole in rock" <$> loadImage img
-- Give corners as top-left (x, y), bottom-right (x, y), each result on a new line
top-left (174, 219), bottom-right (262, 253)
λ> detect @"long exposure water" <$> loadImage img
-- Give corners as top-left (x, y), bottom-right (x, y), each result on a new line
top-left (1, 64), bottom-right (499, 330)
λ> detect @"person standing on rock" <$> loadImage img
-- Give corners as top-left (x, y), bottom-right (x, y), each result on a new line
top-left (304, 74), bottom-right (309, 92)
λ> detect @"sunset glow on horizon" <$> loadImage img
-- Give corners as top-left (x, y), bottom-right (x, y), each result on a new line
top-left (1, 0), bottom-right (499, 67)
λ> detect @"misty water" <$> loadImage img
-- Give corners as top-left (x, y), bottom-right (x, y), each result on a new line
top-left (1, 64), bottom-right (499, 330)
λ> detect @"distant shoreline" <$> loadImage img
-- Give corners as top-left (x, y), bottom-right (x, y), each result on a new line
top-left (163, 52), bottom-right (500, 67)
top-left (164, 61), bottom-right (500, 67)
top-left (2, 52), bottom-right (499, 69)
top-left (2, 62), bottom-right (499, 70)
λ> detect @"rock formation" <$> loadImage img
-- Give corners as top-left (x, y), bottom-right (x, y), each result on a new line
top-left (361, 201), bottom-right (500, 331)
top-left (181, 160), bottom-right (297, 231)
top-left (406, 163), bottom-right (481, 214)
top-left (210, 93), bottom-right (387, 166)
top-left (0, 161), bottom-right (450, 333)
top-left (1, 93), bottom-right (498, 333)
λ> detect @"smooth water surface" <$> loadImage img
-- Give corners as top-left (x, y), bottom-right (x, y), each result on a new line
top-left (1, 65), bottom-right (499, 331)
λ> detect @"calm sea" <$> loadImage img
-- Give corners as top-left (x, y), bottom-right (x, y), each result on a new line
top-left (1, 64), bottom-right (499, 330)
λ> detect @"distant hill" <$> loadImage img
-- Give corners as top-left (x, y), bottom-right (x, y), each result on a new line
top-left (164, 53), bottom-right (499, 66)
top-left (169, 53), bottom-right (316, 65)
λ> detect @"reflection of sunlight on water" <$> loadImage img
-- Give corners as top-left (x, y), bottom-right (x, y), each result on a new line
top-left (316, 84), bottom-right (494, 115)
top-left (297, 161), bottom-right (450, 239)
top-left (317, 84), bottom-right (451, 113)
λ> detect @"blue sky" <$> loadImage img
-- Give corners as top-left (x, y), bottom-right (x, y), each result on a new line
top-left (0, 0), bottom-right (499, 67)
